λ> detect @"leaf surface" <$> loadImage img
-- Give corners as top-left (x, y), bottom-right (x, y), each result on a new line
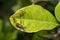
top-left (10, 5), bottom-right (57, 33)
top-left (55, 2), bottom-right (60, 22)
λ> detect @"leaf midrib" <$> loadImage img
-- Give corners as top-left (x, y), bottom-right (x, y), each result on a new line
top-left (20, 18), bottom-right (58, 25)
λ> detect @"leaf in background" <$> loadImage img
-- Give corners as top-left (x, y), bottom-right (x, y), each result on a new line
top-left (55, 2), bottom-right (60, 22)
top-left (0, 32), bottom-right (4, 40)
top-left (4, 31), bottom-right (17, 40)
top-left (0, 19), bottom-right (3, 40)
top-left (0, 19), bottom-right (3, 32)
top-left (32, 31), bottom-right (49, 40)
top-left (0, 19), bottom-right (18, 40)
top-left (10, 5), bottom-right (58, 33)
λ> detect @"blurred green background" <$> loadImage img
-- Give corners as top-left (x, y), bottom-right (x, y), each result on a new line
top-left (0, 0), bottom-right (59, 40)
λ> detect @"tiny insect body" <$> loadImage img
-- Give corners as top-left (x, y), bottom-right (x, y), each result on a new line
top-left (12, 16), bottom-right (25, 30)
top-left (16, 23), bottom-right (24, 30)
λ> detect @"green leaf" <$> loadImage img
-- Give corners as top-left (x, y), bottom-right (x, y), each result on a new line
top-left (5, 32), bottom-right (17, 40)
top-left (10, 5), bottom-right (58, 33)
top-left (0, 19), bottom-right (3, 32)
top-left (32, 31), bottom-right (49, 40)
top-left (0, 19), bottom-right (3, 40)
top-left (0, 32), bottom-right (4, 40)
top-left (55, 2), bottom-right (60, 22)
